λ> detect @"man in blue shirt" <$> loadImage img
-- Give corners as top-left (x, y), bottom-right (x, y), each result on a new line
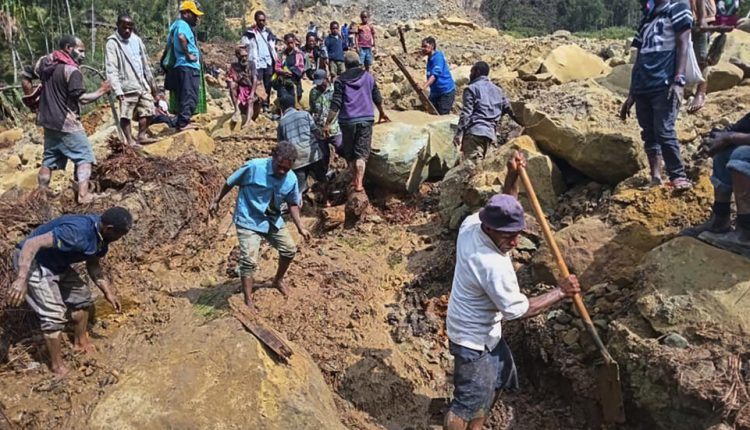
top-left (325, 21), bottom-right (348, 78)
top-left (166, 1), bottom-right (203, 131)
top-left (8, 207), bottom-right (133, 376)
top-left (209, 141), bottom-right (311, 311)
top-left (421, 36), bottom-right (455, 115)
top-left (620, 0), bottom-right (693, 190)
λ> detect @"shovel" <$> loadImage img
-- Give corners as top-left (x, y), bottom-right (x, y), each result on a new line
top-left (518, 166), bottom-right (625, 424)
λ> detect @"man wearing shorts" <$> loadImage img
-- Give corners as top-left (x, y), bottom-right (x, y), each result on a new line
top-left (106, 12), bottom-right (157, 148)
top-left (277, 94), bottom-right (325, 196)
top-left (209, 141), bottom-right (311, 311)
top-left (35, 35), bottom-right (111, 204)
top-left (445, 152), bottom-right (580, 429)
top-left (325, 51), bottom-right (389, 192)
top-left (354, 11), bottom-right (376, 71)
top-left (7, 207), bottom-right (133, 376)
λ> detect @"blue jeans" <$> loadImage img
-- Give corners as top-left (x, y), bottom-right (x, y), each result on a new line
top-left (448, 340), bottom-right (518, 422)
top-left (429, 89), bottom-right (455, 115)
top-left (634, 89), bottom-right (687, 180)
top-left (712, 145), bottom-right (750, 194)
top-left (359, 47), bottom-right (374, 67)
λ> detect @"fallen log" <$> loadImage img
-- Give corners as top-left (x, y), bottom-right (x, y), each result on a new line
top-left (229, 295), bottom-right (293, 363)
top-left (390, 54), bottom-right (439, 115)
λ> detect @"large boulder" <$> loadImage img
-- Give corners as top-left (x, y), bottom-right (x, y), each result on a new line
top-left (145, 129), bottom-right (216, 158)
top-left (722, 29), bottom-right (750, 79)
top-left (596, 64), bottom-right (632, 96)
top-left (367, 111), bottom-right (459, 193)
top-left (540, 44), bottom-right (611, 83)
top-left (438, 136), bottom-right (565, 229)
top-left (513, 82), bottom-right (646, 184)
top-left (0, 128), bottom-right (23, 149)
top-left (706, 62), bottom-right (744, 93)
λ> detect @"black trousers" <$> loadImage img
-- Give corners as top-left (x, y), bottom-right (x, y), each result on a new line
top-left (174, 66), bottom-right (199, 128)
top-left (257, 67), bottom-right (273, 107)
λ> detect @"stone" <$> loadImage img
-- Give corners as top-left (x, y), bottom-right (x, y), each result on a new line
top-left (607, 57), bottom-right (626, 67)
top-left (367, 111), bottom-right (459, 193)
top-left (387, 26), bottom-right (399, 37)
top-left (661, 333), bottom-right (689, 349)
top-left (438, 136), bottom-right (565, 228)
top-left (452, 65), bottom-right (474, 86)
top-left (552, 30), bottom-right (572, 39)
top-left (596, 64), bottom-right (632, 96)
top-left (513, 82), bottom-right (646, 184)
top-left (722, 29), bottom-right (750, 79)
top-left (531, 217), bottom-right (654, 287)
top-left (481, 27), bottom-right (500, 37)
top-left (540, 44), bottom-right (611, 84)
top-left (706, 62), bottom-right (744, 93)
top-left (636, 236), bottom-right (750, 336)
top-left (439, 16), bottom-right (476, 28)
top-left (0, 128), bottom-right (23, 148)
top-left (18, 144), bottom-right (41, 166)
top-left (145, 129), bottom-right (216, 158)
top-left (516, 57), bottom-right (543, 77)
top-left (562, 328), bottom-right (580, 345)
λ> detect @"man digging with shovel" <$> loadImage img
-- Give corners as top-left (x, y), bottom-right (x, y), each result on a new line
top-left (445, 151), bottom-right (581, 430)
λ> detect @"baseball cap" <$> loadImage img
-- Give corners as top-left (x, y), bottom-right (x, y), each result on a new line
top-left (478, 194), bottom-right (526, 232)
top-left (179, 1), bottom-right (204, 16)
top-left (313, 69), bottom-right (327, 85)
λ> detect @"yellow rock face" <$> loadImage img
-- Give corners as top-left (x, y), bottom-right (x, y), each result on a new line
top-left (0, 128), bottom-right (24, 148)
top-left (540, 44), bottom-right (611, 83)
top-left (144, 129), bottom-right (216, 158)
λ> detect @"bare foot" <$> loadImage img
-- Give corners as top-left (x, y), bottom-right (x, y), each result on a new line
top-left (137, 136), bottom-right (159, 145)
top-left (73, 336), bottom-right (96, 354)
top-left (687, 92), bottom-right (706, 114)
top-left (231, 111), bottom-right (241, 123)
top-left (51, 364), bottom-right (71, 378)
top-left (272, 281), bottom-right (290, 298)
top-left (177, 124), bottom-right (197, 132)
top-left (77, 192), bottom-right (107, 205)
top-left (244, 299), bottom-right (258, 313)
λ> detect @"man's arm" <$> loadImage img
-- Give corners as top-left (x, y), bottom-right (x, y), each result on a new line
top-left (209, 182), bottom-right (235, 216)
top-left (422, 75), bottom-right (436, 91)
top-left (288, 204), bottom-right (311, 240)
top-left (178, 31), bottom-right (197, 62)
top-left (86, 257), bottom-right (121, 312)
top-left (104, 40), bottom-right (124, 97)
top-left (8, 232), bottom-right (54, 306)
top-left (674, 29), bottom-right (690, 79)
top-left (372, 82), bottom-right (390, 123)
top-left (454, 87), bottom-right (475, 146)
top-left (502, 151), bottom-right (525, 198)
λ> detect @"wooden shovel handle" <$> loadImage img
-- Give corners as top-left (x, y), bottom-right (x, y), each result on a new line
top-left (517, 167), bottom-right (594, 326)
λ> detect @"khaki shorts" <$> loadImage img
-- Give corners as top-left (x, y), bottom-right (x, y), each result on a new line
top-left (120, 91), bottom-right (155, 120)
top-left (236, 225), bottom-right (297, 277)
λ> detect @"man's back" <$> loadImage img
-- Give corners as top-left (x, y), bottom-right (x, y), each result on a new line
top-left (333, 67), bottom-right (379, 123)
top-left (35, 55), bottom-right (85, 132)
top-left (278, 109), bottom-right (322, 168)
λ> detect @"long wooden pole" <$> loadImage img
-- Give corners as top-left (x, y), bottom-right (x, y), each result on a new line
top-left (390, 54), bottom-right (438, 115)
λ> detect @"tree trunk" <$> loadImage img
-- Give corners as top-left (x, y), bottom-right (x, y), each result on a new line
top-left (64, 0), bottom-right (74, 34)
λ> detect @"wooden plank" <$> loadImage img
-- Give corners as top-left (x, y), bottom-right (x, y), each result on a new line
top-left (397, 26), bottom-right (407, 54)
top-left (390, 54), bottom-right (439, 115)
top-left (229, 296), bottom-right (293, 363)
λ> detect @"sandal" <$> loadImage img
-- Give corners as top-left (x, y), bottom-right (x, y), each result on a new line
top-left (669, 177), bottom-right (693, 191)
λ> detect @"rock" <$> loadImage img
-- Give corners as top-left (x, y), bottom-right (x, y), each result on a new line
top-left (722, 29), bottom-right (750, 78)
top-left (439, 16), bottom-right (476, 28)
top-left (0, 128), bottom-right (23, 148)
top-left (481, 27), bottom-right (500, 37)
top-left (706, 62), bottom-right (744, 93)
top-left (387, 26), bottom-right (399, 37)
top-left (438, 136), bottom-right (565, 228)
top-left (596, 64), bottom-right (632, 96)
top-left (540, 44), bottom-right (611, 83)
top-left (321, 206), bottom-right (345, 230)
top-left (145, 129), bottom-right (216, 158)
top-left (661, 333), bottom-right (689, 349)
top-left (452, 65), bottom-right (474, 86)
top-left (367, 111), bottom-right (459, 193)
top-left (88, 314), bottom-right (345, 429)
top-left (562, 328), bottom-right (580, 345)
top-left (531, 217), bottom-right (654, 287)
top-left (2, 154), bottom-right (21, 170)
top-left (516, 57), bottom-right (543, 77)
top-left (552, 30), bottom-right (572, 39)
top-left (18, 144), bottom-right (41, 166)
top-left (513, 82), bottom-right (645, 184)
top-left (636, 237), bottom-right (750, 336)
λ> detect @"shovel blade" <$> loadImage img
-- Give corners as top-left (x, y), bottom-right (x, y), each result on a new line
top-left (597, 360), bottom-right (625, 423)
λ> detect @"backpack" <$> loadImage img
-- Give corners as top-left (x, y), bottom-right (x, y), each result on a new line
top-left (161, 25), bottom-right (178, 91)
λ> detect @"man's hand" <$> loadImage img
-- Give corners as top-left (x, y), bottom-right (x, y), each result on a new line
top-left (100, 80), bottom-right (112, 93)
top-left (378, 112), bottom-right (391, 124)
top-left (8, 277), bottom-right (28, 307)
top-left (558, 275), bottom-right (581, 298)
top-left (421, 82), bottom-right (429, 91)
top-left (208, 201), bottom-right (220, 218)
top-left (619, 95), bottom-right (634, 121)
top-left (452, 133), bottom-right (462, 148)
top-left (703, 132), bottom-right (731, 156)
top-left (104, 289), bottom-right (122, 313)
top-left (668, 84), bottom-right (684, 107)
top-left (298, 227), bottom-right (312, 241)
top-left (187, 53), bottom-right (198, 63)
top-left (506, 150), bottom-right (527, 173)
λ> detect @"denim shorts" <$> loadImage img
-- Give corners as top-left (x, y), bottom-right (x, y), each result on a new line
top-left (42, 128), bottom-right (96, 170)
top-left (449, 339), bottom-right (519, 422)
top-left (359, 47), bottom-right (374, 66)
top-left (712, 145), bottom-right (750, 194)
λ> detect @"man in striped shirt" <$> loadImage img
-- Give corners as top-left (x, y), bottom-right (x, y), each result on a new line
top-left (620, 0), bottom-right (693, 190)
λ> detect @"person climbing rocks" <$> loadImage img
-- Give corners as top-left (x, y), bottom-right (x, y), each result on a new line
top-left (453, 61), bottom-right (518, 161)
top-left (620, 0), bottom-right (693, 190)
top-left (164, 1), bottom-right (203, 131)
top-left (105, 13), bottom-right (158, 148)
top-left (7, 207), bottom-right (133, 376)
top-left (209, 141), bottom-right (311, 311)
top-left (420, 36), bottom-right (455, 115)
top-left (354, 11), bottom-right (376, 72)
top-left (682, 113), bottom-right (750, 256)
top-left (34, 35), bottom-right (111, 204)
top-left (277, 94), bottom-right (325, 196)
top-left (324, 21), bottom-right (348, 78)
top-left (309, 69), bottom-right (342, 161)
top-left (243, 11), bottom-right (279, 112)
top-left (444, 151), bottom-right (581, 430)
top-left (227, 45), bottom-right (258, 129)
top-left (325, 51), bottom-right (390, 193)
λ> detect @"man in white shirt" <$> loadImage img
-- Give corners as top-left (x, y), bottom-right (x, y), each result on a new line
top-left (445, 152), bottom-right (581, 430)
top-left (243, 10), bottom-right (278, 111)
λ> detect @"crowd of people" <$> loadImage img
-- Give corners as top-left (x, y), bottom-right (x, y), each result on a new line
top-left (8, 1), bottom-right (750, 429)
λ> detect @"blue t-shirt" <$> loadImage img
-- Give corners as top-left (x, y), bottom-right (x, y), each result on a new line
top-left (169, 19), bottom-right (200, 70)
top-left (426, 50), bottom-right (455, 96)
top-left (630, 1), bottom-right (692, 95)
top-left (17, 214), bottom-right (108, 274)
top-left (227, 158), bottom-right (301, 233)
top-left (325, 34), bottom-right (347, 62)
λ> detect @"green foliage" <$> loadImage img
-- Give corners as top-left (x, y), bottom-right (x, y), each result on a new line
top-left (575, 26), bottom-right (635, 40)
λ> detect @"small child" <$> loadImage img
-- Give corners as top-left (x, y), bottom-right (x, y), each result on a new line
top-left (151, 90), bottom-right (176, 128)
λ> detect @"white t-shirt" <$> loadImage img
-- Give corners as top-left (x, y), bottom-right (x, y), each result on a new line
top-left (446, 213), bottom-right (530, 351)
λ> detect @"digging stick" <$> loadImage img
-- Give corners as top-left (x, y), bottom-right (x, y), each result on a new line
top-left (397, 26), bottom-right (407, 54)
top-left (518, 166), bottom-right (625, 424)
top-left (391, 54), bottom-right (439, 115)
top-left (80, 65), bottom-right (125, 143)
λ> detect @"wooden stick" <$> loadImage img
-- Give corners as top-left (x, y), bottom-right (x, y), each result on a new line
top-left (397, 26), bottom-right (407, 54)
top-left (229, 296), bottom-right (293, 363)
top-left (390, 54), bottom-right (439, 115)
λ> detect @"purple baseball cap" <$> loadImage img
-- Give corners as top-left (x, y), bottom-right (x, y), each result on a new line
top-left (478, 194), bottom-right (526, 232)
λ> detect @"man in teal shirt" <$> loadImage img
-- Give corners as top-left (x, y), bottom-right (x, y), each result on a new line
top-left (167, 1), bottom-right (202, 130)
top-left (209, 141), bottom-right (311, 311)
